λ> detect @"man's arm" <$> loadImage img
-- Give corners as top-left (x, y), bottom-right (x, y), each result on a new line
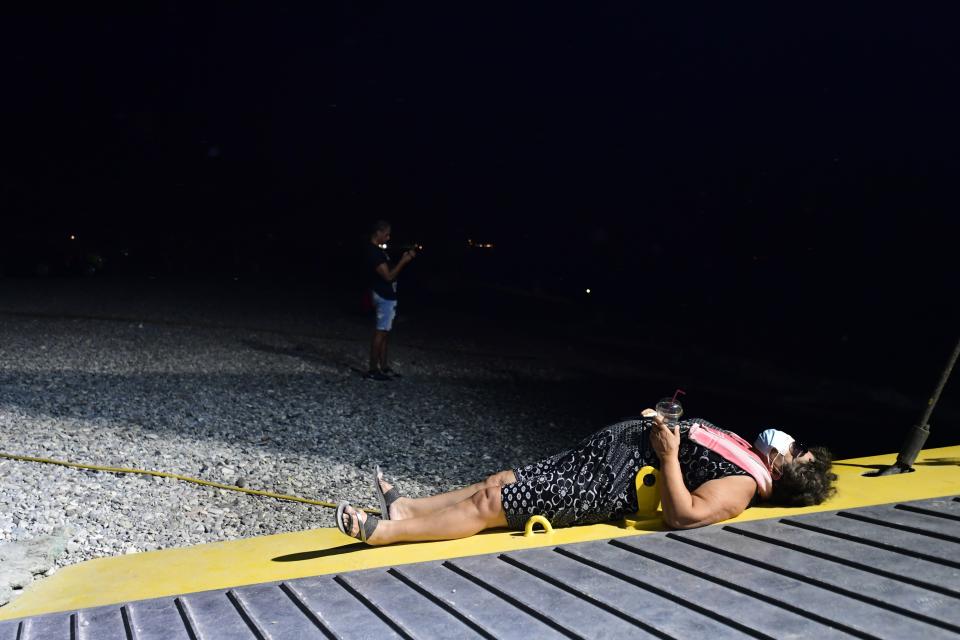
top-left (375, 251), bottom-right (416, 282)
top-left (650, 418), bottom-right (756, 529)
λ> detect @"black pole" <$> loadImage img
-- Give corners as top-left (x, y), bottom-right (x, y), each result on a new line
top-left (874, 336), bottom-right (960, 476)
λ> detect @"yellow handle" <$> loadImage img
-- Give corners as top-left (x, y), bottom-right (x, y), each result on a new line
top-left (523, 515), bottom-right (553, 536)
top-left (634, 465), bottom-right (661, 516)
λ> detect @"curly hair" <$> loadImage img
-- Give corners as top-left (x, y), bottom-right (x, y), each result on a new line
top-left (769, 446), bottom-right (838, 506)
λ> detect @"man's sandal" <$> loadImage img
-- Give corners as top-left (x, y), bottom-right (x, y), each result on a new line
top-left (373, 464), bottom-right (402, 520)
top-left (336, 501), bottom-right (379, 542)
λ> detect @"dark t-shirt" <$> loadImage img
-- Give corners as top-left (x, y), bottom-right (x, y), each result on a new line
top-left (366, 243), bottom-right (398, 300)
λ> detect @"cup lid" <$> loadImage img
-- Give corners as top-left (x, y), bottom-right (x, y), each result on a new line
top-left (656, 398), bottom-right (683, 413)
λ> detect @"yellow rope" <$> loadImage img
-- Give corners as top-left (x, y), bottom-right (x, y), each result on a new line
top-left (0, 451), bottom-right (380, 515)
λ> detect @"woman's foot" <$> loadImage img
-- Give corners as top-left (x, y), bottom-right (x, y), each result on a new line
top-left (375, 467), bottom-right (410, 520)
top-left (336, 501), bottom-right (382, 544)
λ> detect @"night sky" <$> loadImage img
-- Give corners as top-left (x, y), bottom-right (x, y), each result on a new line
top-left (2, 4), bottom-right (958, 421)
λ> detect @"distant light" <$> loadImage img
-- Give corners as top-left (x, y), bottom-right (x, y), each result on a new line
top-left (585, 288), bottom-right (591, 294)
top-left (379, 243), bottom-right (388, 249)
top-left (69, 234), bottom-right (76, 241)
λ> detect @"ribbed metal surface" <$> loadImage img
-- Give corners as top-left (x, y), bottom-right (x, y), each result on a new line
top-left (2, 496), bottom-right (958, 639)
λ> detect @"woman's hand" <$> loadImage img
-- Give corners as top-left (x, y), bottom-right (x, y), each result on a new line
top-left (650, 416), bottom-right (681, 459)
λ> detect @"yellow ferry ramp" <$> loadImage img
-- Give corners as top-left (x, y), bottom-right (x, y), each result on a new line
top-left (1, 444), bottom-right (958, 628)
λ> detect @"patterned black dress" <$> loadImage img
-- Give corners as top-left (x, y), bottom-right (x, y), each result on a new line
top-left (500, 417), bottom-right (752, 529)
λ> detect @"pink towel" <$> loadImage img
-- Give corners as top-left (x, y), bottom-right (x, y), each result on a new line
top-left (687, 423), bottom-right (773, 499)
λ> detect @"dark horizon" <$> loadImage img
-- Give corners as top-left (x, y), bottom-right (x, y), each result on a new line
top-left (5, 6), bottom-right (957, 232)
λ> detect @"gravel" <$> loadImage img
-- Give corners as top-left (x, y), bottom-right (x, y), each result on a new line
top-left (0, 279), bottom-right (632, 605)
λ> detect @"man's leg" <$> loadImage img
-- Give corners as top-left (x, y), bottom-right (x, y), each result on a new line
top-left (378, 299), bottom-right (396, 371)
top-left (381, 470), bottom-right (516, 520)
top-left (342, 485), bottom-right (508, 545)
top-left (379, 332), bottom-right (389, 371)
top-left (368, 331), bottom-right (386, 372)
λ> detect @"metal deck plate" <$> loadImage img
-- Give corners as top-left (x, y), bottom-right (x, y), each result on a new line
top-left (2, 496), bottom-right (958, 639)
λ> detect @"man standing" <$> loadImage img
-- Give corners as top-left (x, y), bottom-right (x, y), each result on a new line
top-left (365, 220), bottom-right (416, 380)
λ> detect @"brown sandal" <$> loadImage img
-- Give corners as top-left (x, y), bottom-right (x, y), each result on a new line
top-left (373, 465), bottom-right (402, 520)
top-left (336, 501), bottom-right (379, 542)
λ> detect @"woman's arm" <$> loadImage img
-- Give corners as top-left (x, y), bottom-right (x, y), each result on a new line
top-left (650, 419), bottom-right (756, 529)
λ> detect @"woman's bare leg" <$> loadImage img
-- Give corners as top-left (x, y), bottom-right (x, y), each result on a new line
top-left (381, 470), bottom-right (516, 520)
top-left (342, 485), bottom-right (508, 545)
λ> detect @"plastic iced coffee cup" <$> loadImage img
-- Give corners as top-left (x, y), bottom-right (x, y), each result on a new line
top-left (655, 398), bottom-right (683, 425)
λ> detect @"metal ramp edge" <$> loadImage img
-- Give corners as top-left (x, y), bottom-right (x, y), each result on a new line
top-left (2, 495), bottom-right (958, 639)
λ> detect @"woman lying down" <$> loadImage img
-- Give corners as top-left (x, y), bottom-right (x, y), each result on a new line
top-left (336, 409), bottom-right (837, 544)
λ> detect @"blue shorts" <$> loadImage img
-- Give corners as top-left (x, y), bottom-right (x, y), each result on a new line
top-left (372, 291), bottom-right (397, 331)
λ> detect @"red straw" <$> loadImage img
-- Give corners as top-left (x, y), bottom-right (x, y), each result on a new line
top-left (671, 389), bottom-right (686, 403)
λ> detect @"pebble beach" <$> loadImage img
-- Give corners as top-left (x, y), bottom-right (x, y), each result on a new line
top-left (0, 277), bottom-right (640, 607)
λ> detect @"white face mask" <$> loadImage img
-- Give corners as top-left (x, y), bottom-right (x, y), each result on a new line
top-left (754, 429), bottom-right (795, 462)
